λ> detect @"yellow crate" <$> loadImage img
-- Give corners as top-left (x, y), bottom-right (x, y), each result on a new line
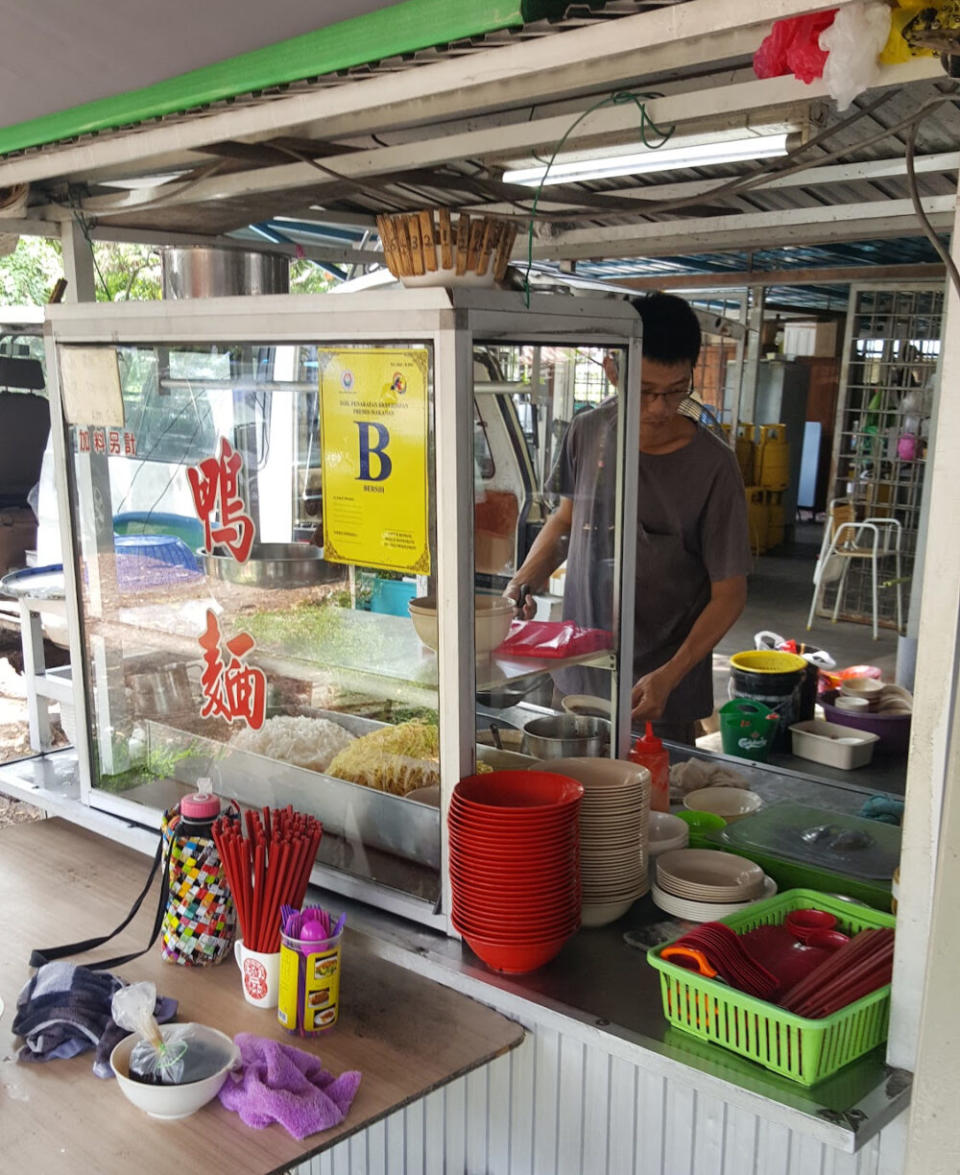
top-left (735, 423), bottom-right (755, 484)
top-left (756, 423), bottom-right (789, 491)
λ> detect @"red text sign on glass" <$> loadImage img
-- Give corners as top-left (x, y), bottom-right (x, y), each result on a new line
top-left (187, 437), bottom-right (255, 562)
top-left (198, 609), bottom-right (266, 730)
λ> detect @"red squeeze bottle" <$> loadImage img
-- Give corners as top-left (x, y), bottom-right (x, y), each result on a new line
top-left (629, 722), bottom-right (670, 813)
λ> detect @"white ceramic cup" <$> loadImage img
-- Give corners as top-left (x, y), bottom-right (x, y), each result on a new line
top-left (234, 939), bottom-right (281, 1008)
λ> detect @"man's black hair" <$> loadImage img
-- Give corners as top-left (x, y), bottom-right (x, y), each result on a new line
top-left (630, 293), bottom-right (701, 367)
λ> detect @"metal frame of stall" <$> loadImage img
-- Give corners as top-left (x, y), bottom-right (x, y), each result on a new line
top-left (40, 288), bottom-right (643, 933)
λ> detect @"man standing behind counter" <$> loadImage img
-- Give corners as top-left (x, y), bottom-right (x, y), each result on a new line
top-left (505, 293), bottom-right (752, 745)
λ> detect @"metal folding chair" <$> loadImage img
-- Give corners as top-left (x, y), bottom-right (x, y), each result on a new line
top-left (806, 497), bottom-right (903, 640)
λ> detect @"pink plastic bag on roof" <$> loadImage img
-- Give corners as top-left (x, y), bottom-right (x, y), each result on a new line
top-left (753, 11), bottom-right (838, 82)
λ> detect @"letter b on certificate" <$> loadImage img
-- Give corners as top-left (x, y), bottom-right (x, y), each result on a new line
top-left (355, 421), bottom-right (392, 482)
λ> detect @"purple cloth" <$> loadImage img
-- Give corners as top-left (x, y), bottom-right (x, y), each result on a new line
top-left (218, 1033), bottom-right (361, 1139)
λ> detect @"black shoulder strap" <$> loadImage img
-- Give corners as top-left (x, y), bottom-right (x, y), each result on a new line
top-left (29, 832), bottom-right (171, 971)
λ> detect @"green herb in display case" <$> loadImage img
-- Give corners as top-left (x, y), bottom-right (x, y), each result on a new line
top-left (97, 737), bottom-right (209, 795)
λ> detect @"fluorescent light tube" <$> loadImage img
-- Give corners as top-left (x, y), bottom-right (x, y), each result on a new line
top-left (502, 133), bottom-right (791, 187)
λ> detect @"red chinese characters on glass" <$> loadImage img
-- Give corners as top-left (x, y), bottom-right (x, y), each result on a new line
top-left (187, 437), bottom-right (255, 562)
top-left (197, 610), bottom-right (266, 729)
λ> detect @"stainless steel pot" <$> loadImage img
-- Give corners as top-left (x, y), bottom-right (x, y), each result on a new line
top-left (202, 543), bottom-right (345, 588)
top-left (522, 714), bottom-right (610, 759)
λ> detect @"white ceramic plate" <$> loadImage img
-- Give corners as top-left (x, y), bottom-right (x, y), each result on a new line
top-left (656, 848), bottom-right (765, 891)
top-left (651, 875), bottom-right (777, 921)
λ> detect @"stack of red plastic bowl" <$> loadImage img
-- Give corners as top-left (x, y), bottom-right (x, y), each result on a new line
top-left (449, 769), bottom-right (584, 974)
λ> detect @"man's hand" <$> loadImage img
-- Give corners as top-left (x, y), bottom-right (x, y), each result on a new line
top-left (630, 668), bottom-right (675, 722)
top-left (503, 582), bottom-right (537, 620)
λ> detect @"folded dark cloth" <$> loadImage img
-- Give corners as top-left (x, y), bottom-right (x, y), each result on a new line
top-left (13, 962), bottom-right (178, 1079)
top-left (219, 1033), bottom-right (361, 1139)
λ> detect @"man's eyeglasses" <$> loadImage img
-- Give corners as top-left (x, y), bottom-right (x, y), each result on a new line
top-left (640, 386), bottom-right (691, 405)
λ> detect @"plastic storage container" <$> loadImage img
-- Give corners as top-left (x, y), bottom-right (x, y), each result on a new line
top-left (629, 722), bottom-right (669, 812)
top-left (789, 718), bottom-right (879, 769)
top-left (647, 888), bottom-right (896, 1085)
top-left (714, 802), bottom-right (900, 883)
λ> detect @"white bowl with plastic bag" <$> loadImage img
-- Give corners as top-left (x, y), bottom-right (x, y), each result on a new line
top-left (111, 1022), bottom-right (240, 1119)
top-left (109, 982), bottom-right (239, 1119)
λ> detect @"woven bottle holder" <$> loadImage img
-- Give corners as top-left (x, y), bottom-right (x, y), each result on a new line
top-left (159, 800), bottom-right (240, 967)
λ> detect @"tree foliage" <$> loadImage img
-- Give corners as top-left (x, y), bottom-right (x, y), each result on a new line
top-left (1, 234), bottom-right (340, 306)
top-left (0, 234), bottom-right (162, 305)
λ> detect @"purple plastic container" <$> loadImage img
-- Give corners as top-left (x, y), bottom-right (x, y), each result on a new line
top-left (820, 692), bottom-right (911, 754)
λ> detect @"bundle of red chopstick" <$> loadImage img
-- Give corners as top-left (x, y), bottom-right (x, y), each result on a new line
top-left (212, 806), bottom-right (323, 954)
top-left (779, 928), bottom-right (895, 1018)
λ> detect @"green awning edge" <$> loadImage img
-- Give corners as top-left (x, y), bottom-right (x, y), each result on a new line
top-left (0, 0), bottom-right (570, 159)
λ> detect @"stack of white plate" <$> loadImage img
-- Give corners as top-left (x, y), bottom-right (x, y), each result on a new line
top-left (652, 848), bottom-right (777, 921)
top-left (530, 756), bottom-right (650, 927)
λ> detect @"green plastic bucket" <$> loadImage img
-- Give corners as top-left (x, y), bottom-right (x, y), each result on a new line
top-left (719, 698), bottom-right (779, 761)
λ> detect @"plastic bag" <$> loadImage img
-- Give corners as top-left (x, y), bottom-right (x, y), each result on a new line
top-left (495, 619), bottom-right (612, 659)
top-left (821, 2), bottom-right (893, 110)
top-left (753, 11), bottom-right (837, 81)
top-left (112, 982), bottom-right (194, 1085)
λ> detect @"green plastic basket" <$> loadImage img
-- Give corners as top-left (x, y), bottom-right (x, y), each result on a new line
top-left (646, 889), bottom-right (896, 1086)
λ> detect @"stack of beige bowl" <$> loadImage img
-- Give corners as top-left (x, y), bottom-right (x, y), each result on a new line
top-left (530, 757), bottom-right (650, 928)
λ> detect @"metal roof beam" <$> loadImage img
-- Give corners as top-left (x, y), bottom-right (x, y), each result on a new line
top-left (0, 0), bottom-right (858, 189)
top-left (611, 262), bottom-right (947, 290)
top-left (6, 215), bottom-right (382, 263)
top-left (76, 60), bottom-right (939, 219)
top-left (527, 196), bottom-right (956, 260)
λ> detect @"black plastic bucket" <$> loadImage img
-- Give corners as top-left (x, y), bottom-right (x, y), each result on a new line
top-left (728, 651), bottom-right (808, 752)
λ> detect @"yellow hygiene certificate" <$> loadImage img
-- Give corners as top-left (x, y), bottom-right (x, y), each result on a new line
top-left (318, 348), bottom-right (431, 574)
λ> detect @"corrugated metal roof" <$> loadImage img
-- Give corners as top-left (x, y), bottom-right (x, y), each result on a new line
top-left (1, 0), bottom-right (956, 294)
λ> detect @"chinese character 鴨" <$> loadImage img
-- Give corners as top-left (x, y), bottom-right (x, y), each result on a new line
top-left (187, 437), bottom-right (255, 562)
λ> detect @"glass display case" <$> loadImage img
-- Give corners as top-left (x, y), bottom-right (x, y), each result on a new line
top-left (46, 290), bottom-right (641, 928)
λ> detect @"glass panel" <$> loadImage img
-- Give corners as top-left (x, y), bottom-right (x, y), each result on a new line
top-left (62, 340), bottom-right (440, 905)
top-left (473, 342), bottom-right (626, 758)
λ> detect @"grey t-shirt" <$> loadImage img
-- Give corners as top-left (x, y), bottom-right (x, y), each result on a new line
top-left (547, 399), bottom-right (751, 721)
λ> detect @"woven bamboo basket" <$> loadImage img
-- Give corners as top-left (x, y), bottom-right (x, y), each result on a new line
top-left (376, 208), bottom-right (519, 287)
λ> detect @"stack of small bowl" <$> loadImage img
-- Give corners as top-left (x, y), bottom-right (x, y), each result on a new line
top-left (530, 757), bottom-right (650, 927)
top-left (449, 770), bottom-right (583, 973)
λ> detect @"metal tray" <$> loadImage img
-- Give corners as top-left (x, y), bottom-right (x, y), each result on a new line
top-left (146, 712), bottom-right (440, 867)
top-left (202, 543), bottom-right (346, 588)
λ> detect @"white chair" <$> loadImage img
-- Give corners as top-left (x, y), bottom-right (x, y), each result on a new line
top-left (807, 497), bottom-right (903, 640)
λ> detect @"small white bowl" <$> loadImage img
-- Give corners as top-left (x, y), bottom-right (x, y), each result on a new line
top-left (111, 1024), bottom-right (239, 1120)
top-left (561, 694), bottom-right (612, 719)
top-left (682, 787), bottom-right (762, 823)
top-left (835, 695), bottom-right (870, 713)
top-left (647, 811), bottom-right (690, 857)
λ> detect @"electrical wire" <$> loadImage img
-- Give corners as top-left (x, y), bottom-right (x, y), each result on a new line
top-left (905, 107), bottom-right (960, 298)
top-left (522, 90), bottom-right (675, 304)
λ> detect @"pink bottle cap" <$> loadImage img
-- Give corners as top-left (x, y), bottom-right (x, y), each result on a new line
top-left (180, 786), bottom-right (220, 821)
